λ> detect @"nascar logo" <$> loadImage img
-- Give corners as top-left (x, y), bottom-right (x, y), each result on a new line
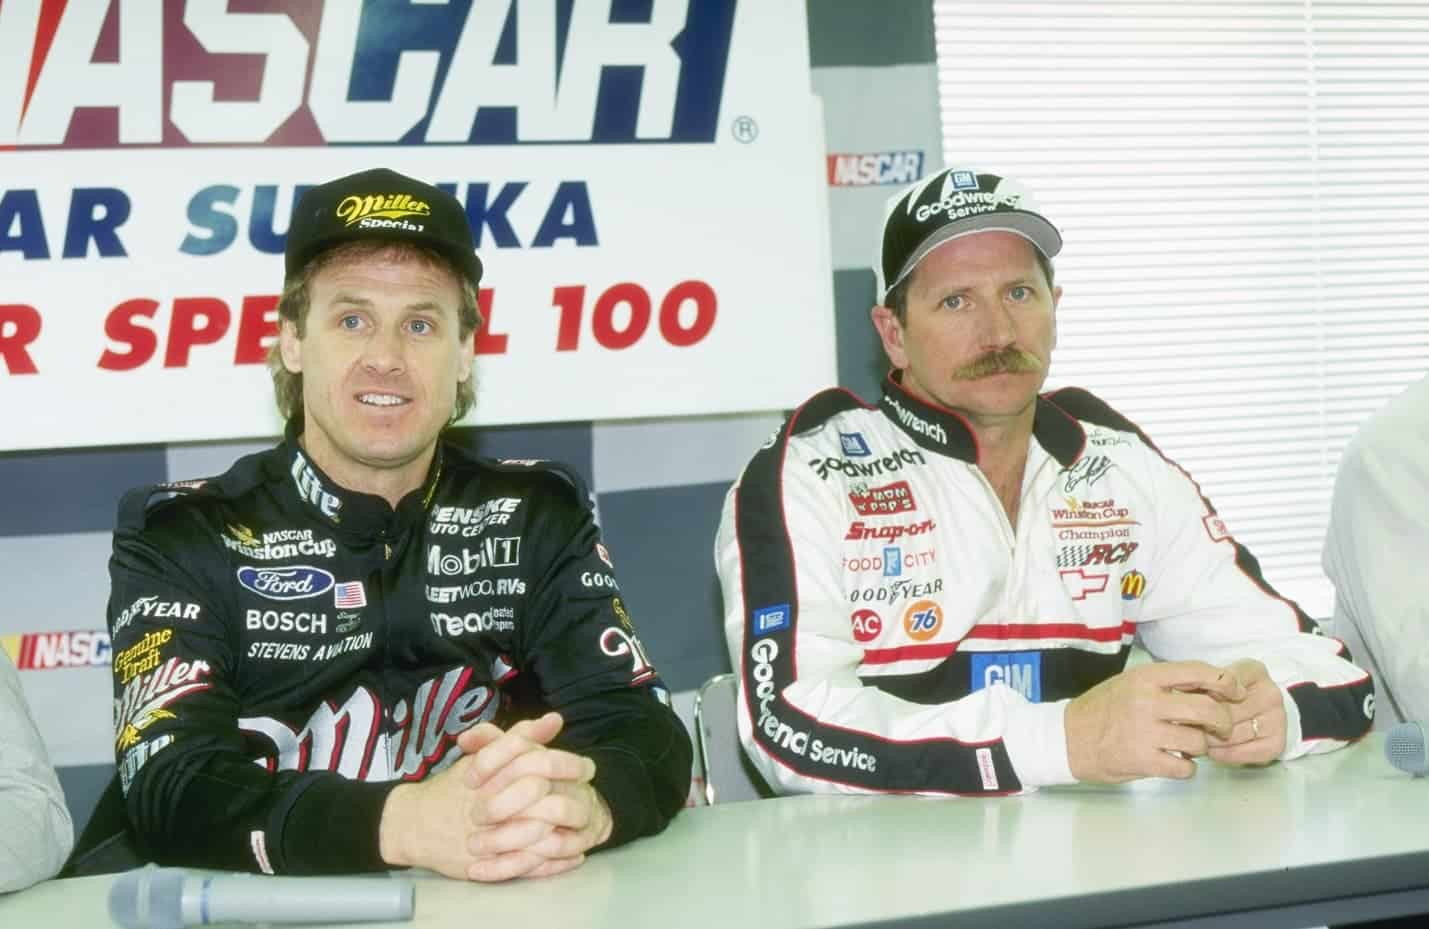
top-left (826, 151), bottom-right (924, 187)
top-left (0, 0), bottom-right (736, 148)
top-left (2, 630), bottom-right (111, 670)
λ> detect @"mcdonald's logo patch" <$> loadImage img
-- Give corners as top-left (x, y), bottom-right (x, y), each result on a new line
top-left (1121, 571), bottom-right (1146, 601)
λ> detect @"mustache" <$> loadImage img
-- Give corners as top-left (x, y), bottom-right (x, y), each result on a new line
top-left (950, 346), bottom-right (1045, 380)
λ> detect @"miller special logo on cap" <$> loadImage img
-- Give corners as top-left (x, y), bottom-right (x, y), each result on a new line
top-left (336, 192), bottom-right (432, 232)
top-left (284, 167), bottom-right (483, 286)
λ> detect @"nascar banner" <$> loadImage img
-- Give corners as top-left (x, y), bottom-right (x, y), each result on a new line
top-left (0, 0), bottom-right (835, 450)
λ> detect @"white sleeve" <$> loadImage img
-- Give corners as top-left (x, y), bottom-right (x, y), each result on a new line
top-left (1323, 424), bottom-right (1429, 727)
top-left (716, 429), bottom-right (1071, 796)
top-left (0, 650), bottom-right (74, 893)
top-left (1133, 451), bottom-right (1374, 760)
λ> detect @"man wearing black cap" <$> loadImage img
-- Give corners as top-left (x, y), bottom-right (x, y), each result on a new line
top-left (716, 167), bottom-right (1373, 796)
top-left (68, 168), bottom-right (691, 880)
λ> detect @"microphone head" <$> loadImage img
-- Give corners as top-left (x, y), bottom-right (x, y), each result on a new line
top-left (1386, 721), bottom-right (1429, 776)
top-left (109, 865), bottom-right (187, 929)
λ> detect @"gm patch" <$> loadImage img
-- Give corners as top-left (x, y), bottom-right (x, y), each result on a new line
top-left (971, 652), bottom-right (1042, 703)
top-left (839, 432), bottom-right (872, 457)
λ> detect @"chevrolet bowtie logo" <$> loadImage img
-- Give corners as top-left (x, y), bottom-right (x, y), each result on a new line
top-left (1060, 568), bottom-right (1109, 601)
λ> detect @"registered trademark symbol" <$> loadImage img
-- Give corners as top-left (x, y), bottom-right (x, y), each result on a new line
top-left (732, 116), bottom-right (758, 143)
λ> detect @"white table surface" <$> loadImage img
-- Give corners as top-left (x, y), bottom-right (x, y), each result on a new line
top-left (5, 734), bottom-right (1428, 929)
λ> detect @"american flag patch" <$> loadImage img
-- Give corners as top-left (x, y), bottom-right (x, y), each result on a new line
top-left (334, 582), bottom-right (366, 609)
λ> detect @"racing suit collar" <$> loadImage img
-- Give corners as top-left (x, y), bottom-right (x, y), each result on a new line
top-left (277, 422), bottom-right (445, 538)
top-left (879, 371), bottom-right (1086, 468)
top-left (878, 372), bottom-right (981, 462)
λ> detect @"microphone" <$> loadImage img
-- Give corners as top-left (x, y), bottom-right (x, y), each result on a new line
top-left (1385, 721), bottom-right (1429, 776)
top-left (108, 865), bottom-right (415, 928)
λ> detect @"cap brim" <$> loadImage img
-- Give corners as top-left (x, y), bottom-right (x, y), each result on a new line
top-left (286, 230), bottom-right (483, 288)
top-left (887, 211), bottom-right (1062, 297)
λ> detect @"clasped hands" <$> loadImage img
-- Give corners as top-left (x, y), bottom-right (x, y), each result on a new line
top-left (1066, 658), bottom-right (1286, 783)
top-left (380, 711), bottom-right (612, 881)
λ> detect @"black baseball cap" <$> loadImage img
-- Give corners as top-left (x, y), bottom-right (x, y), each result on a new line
top-left (284, 168), bottom-right (482, 286)
top-left (876, 168), bottom-right (1061, 302)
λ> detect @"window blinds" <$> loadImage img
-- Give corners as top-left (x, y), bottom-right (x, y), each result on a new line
top-left (931, 1), bottom-right (1429, 616)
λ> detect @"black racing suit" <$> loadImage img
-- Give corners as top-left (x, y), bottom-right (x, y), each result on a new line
top-left (69, 433), bottom-right (691, 875)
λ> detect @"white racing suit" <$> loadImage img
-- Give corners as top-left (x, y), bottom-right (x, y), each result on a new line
top-left (717, 375), bottom-right (1373, 794)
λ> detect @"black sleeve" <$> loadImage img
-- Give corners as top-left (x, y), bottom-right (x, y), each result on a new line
top-left (554, 689), bottom-right (692, 848)
top-left (512, 477), bottom-right (693, 846)
top-left (110, 491), bottom-right (397, 875)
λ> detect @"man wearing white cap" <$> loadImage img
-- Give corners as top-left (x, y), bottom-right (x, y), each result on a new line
top-left (716, 168), bottom-right (1373, 795)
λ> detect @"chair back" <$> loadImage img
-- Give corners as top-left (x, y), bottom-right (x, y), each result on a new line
top-left (693, 672), bottom-right (774, 805)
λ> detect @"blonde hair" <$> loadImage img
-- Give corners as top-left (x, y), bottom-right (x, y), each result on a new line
top-left (268, 241), bottom-right (482, 424)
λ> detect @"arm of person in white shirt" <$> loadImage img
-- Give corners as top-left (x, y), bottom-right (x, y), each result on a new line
top-left (1323, 417), bottom-right (1429, 727)
top-left (1134, 443), bottom-right (1374, 763)
top-left (0, 650), bottom-right (73, 893)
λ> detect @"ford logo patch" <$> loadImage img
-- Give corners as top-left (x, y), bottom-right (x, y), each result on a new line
top-left (237, 566), bottom-right (336, 601)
